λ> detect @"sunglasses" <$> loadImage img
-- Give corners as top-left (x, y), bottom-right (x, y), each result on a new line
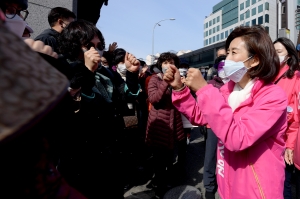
top-left (4, 5), bottom-right (29, 21)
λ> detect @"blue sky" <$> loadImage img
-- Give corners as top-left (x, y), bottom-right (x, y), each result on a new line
top-left (96, 0), bottom-right (222, 61)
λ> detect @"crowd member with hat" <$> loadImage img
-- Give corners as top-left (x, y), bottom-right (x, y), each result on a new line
top-left (0, 8), bottom-right (86, 199)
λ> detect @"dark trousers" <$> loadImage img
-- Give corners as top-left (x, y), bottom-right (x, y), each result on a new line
top-left (203, 127), bottom-right (218, 193)
top-left (296, 167), bottom-right (300, 199)
top-left (284, 164), bottom-right (300, 199)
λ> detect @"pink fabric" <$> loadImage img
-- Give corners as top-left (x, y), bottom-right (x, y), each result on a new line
top-left (275, 65), bottom-right (300, 170)
top-left (172, 79), bottom-right (287, 199)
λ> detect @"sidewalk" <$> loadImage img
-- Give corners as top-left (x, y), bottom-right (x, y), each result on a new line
top-left (123, 127), bottom-right (220, 199)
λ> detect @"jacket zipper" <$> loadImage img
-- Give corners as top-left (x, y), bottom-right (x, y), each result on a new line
top-left (250, 163), bottom-right (266, 199)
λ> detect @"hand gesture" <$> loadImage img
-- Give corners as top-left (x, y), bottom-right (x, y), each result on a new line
top-left (285, 148), bottom-right (293, 165)
top-left (24, 38), bottom-right (58, 58)
top-left (108, 42), bottom-right (118, 52)
top-left (82, 47), bottom-right (101, 72)
top-left (163, 65), bottom-right (183, 90)
top-left (185, 68), bottom-right (207, 92)
top-left (125, 52), bottom-right (140, 73)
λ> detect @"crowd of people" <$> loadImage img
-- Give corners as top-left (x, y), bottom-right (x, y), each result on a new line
top-left (0, 0), bottom-right (300, 199)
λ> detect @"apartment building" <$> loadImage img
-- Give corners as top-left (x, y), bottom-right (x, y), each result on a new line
top-left (203, 0), bottom-right (276, 47)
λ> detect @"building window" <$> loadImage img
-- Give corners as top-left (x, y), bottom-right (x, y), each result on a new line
top-left (209, 38), bottom-right (211, 44)
top-left (265, 26), bottom-right (269, 34)
top-left (206, 22), bottom-right (208, 28)
top-left (217, 25), bottom-right (220, 31)
top-left (217, 16), bottom-right (220, 23)
top-left (245, 21), bottom-right (250, 26)
top-left (252, 0), bottom-right (256, 5)
top-left (265, 14), bottom-right (269, 23)
top-left (252, 7), bottom-right (256, 16)
top-left (209, 20), bottom-right (212, 26)
top-left (206, 39), bottom-right (208, 45)
top-left (213, 27), bottom-right (215, 34)
top-left (240, 13), bottom-right (245, 21)
top-left (246, 0), bottom-right (250, 8)
top-left (240, 2), bottom-right (244, 10)
top-left (258, 16), bottom-right (263, 24)
top-left (246, 9), bottom-right (250, 18)
top-left (258, 4), bottom-right (263, 13)
top-left (252, 18), bottom-right (256, 25)
top-left (213, 18), bottom-right (215, 25)
top-left (230, 28), bottom-right (233, 33)
top-left (221, 32), bottom-right (224, 40)
top-left (209, 29), bottom-right (212, 35)
top-left (265, 2), bottom-right (269, 10)
top-left (216, 34), bottom-right (219, 41)
top-left (213, 36), bottom-right (215, 43)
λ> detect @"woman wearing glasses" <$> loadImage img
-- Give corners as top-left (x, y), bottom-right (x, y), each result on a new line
top-left (57, 19), bottom-right (141, 199)
top-left (0, 0), bottom-right (32, 38)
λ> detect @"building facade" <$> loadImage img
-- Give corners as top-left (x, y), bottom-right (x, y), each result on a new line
top-left (203, 0), bottom-right (277, 47)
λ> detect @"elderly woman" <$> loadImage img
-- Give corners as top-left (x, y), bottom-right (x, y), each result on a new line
top-left (164, 25), bottom-right (287, 199)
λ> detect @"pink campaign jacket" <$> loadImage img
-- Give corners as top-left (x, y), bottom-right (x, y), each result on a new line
top-left (172, 79), bottom-right (287, 199)
top-left (275, 65), bottom-right (300, 170)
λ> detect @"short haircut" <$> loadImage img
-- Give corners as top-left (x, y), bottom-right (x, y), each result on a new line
top-left (112, 48), bottom-right (126, 66)
top-left (58, 19), bottom-right (105, 60)
top-left (226, 25), bottom-right (280, 84)
top-left (273, 37), bottom-right (300, 79)
top-left (216, 47), bottom-right (226, 56)
top-left (156, 52), bottom-right (180, 71)
top-left (48, 7), bottom-right (76, 27)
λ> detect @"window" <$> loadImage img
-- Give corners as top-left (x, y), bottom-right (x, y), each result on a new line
top-left (213, 36), bottom-right (215, 43)
top-left (252, 7), bottom-right (256, 16)
top-left (282, 6), bottom-right (286, 14)
top-left (252, 0), bottom-right (256, 5)
top-left (213, 27), bottom-right (215, 34)
top-left (216, 25), bottom-right (219, 31)
top-left (245, 21), bottom-right (250, 26)
top-left (265, 2), bottom-right (269, 10)
top-left (217, 16), bottom-right (220, 23)
top-left (209, 29), bottom-right (212, 35)
top-left (246, 9), bottom-right (250, 18)
top-left (221, 32), bottom-right (224, 40)
top-left (209, 38), bottom-right (211, 44)
top-left (213, 18), bottom-right (215, 25)
top-left (240, 3), bottom-right (244, 10)
top-left (258, 16), bottom-right (263, 24)
top-left (205, 39), bottom-right (208, 45)
top-left (265, 14), bottom-right (269, 23)
top-left (258, 4), bottom-right (263, 13)
top-left (230, 28), bottom-right (233, 33)
top-left (206, 22), bottom-right (208, 28)
top-left (225, 30), bottom-right (228, 38)
top-left (252, 18), bottom-right (256, 25)
top-left (209, 20), bottom-right (212, 26)
top-left (265, 26), bottom-right (269, 34)
top-left (240, 13), bottom-right (245, 21)
top-left (216, 34), bottom-right (219, 41)
top-left (246, 0), bottom-right (250, 8)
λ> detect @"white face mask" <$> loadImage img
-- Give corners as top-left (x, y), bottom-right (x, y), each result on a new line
top-left (179, 68), bottom-right (188, 77)
top-left (97, 49), bottom-right (104, 57)
top-left (5, 14), bottom-right (27, 38)
top-left (223, 56), bottom-right (252, 83)
top-left (117, 63), bottom-right (127, 75)
top-left (279, 55), bottom-right (288, 63)
top-left (153, 67), bottom-right (161, 73)
top-left (217, 69), bottom-right (230, 83)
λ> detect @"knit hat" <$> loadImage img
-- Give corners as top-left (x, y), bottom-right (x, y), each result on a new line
top-left (3, 0), bottom-right (28, 9)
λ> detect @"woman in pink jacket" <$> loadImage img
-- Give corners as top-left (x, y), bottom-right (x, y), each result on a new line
top-left (273, 37), bottom-right (300, 199)
top-left (163, 25), bottom-right (287, 199)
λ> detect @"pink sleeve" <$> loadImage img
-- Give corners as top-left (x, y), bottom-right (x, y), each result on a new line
top-left (172, 84), bottom-right (287, 151)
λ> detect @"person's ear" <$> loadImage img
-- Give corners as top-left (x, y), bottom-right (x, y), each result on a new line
top-left (58, 19), bottom-right (64, 28)
top-left (250, 55), bottom-right (259, 68)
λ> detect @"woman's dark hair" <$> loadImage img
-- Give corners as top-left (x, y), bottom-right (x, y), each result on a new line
top-left (112, 48), bottom-right (126, 66)
top-left (226, 25), bottom-right (280, 84)
top-left (273, 37), bottom-right (300, 79)
top-left (156, 52), bottom-right (180, 71)
top-left (58, 19), bottom-right (105, 60)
